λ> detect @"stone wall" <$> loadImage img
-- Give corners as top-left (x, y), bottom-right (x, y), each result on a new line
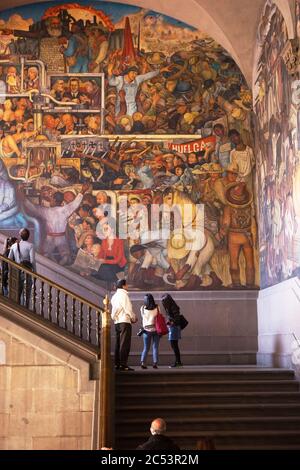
top-left (257, 276), bottom-right (300, 372)
top-left (123, 290), bottom-right (259, 366)
top-left (0, 316), bottom-right (95, 450)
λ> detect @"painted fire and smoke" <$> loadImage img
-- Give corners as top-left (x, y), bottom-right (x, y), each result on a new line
top-left (0, 1), bottom-right (259, 290)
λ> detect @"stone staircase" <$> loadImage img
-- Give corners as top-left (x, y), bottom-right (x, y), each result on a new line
top-left (115, 367), bottom-right (300, 449)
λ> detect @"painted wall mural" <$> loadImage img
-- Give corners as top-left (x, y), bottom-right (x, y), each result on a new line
top-left (254, 0), bottom-right (300, 289)
top-left (0, 1), bottom-right (258, 291)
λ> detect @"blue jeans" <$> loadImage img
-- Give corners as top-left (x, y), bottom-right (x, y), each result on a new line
top-left (141, 332), bottom-right (160, 364)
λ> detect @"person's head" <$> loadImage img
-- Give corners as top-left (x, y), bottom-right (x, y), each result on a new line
top-left (43, 114), bottom-right (57, 130)
top-left (53, 191), bottom-right (64, 207)
top-left (27, 66), bottom-right (38, 81)
top-left (188, 153), bottom-right (198, 165)
top-left (3, 236), bottom-right (18, 253)
top-left (82, 218), bottom-right (94, 231)
top-left (116, 279), bottom-right (127, 290)
top-left (130, 244), bottom-right (145, 260)
top-left (175, 165), bottom-right (184, 177)
top-left (144, 293), bottom-right (157, 310)
top-left (14, 109), bottom-right (24, 122)
top-left (124, 66), bottom-right (139, 82)
top-left (7, 65), bottom-right (17, 76)
top-left (78, 204), bottom-right (91, 218)
top-left (142, 194), bottom-right (152, 206)
top-left (63, 191), bottom-right (76, 203)
top-left (150, 418), bottom-right (166, 436)
top-left (17, 98), bottom-right (28, 110)
top-left (129, 197), bottom-right (141, 207)
top-left (174, 156), bottom-right (184, 167)
top-left (83, 234), bottom-right (95, 247)
top-left (91, 243), bottom-right (101, 257)
top-left (162, 189), bottom-right (173, 207)
top-left (196, 437), bottom-right (215, 450)
top-left (96, 191), bottom-right (108, 205)
top-left (226, 163), bottom-right (239, 182)
top-left (11, 164), bottom-right (26, 178)
top-left (213, 123), bottom-right (225, 137)
top-left (46, 16), bottom-right (62, 37)
top-left (70, 78), bottom-right (80, 94)
top-left (61, 113), bottom-right (74, 128)
top-left (161, 294), bottom-right (179, 314)
top-left (165, 159), bottom-right (174, 172)
top-left (4, 99), bottom-right (12, 110)
top-left (54, 79), bottom-right (65, 92)
top-left (19, 228), bottom-right (30, 241)
top-left (228, 129), bottom-right (241, 145)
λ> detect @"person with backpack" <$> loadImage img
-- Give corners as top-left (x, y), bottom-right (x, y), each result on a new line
top-left (161, 294), bottom-right (183, 368)
top-left (1, 236), bottom-right (18, 296)
top-left (111, 279), bottom-right (137, 371)
top-left (8, 228), bottom-right (35, 307)
top-left (140, 294), bottom-right (161, 369)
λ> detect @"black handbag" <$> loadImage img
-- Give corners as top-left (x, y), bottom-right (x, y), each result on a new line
top-left (137, 327), bottom-right (145, 337)
top-left (179, 314), bottom-right (188, 330)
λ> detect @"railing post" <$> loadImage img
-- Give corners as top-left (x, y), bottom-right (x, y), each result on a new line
top-left (8, 265), bottom-right (21, 303)
top-left (98, 294), bottom-right (113, 450)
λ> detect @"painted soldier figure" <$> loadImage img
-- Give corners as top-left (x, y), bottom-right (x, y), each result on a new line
top-left (217, 182), bottom-right (256, 287)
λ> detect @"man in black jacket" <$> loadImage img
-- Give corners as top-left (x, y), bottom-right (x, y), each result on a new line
top-left (136, 418), bottom-right (180, 450)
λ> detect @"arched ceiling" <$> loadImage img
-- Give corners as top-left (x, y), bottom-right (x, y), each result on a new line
top-left (0, 0), bottom-right (295, 85)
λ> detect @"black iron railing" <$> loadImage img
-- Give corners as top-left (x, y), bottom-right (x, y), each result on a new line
top-left (0, 253), bottom-right (104, 347)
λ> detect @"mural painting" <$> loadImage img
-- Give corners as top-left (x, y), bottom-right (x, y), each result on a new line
top-left (254, 0), bottom-right (300, 288)
top-left (0, 1), bottom-right (258, 290)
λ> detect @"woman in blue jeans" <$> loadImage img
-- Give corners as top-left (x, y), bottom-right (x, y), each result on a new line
top-left (140, 294), bottom-right (160, 369)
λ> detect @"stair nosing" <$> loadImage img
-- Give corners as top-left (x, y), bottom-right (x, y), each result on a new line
top-left (116, 403), bottom-right (300, 410)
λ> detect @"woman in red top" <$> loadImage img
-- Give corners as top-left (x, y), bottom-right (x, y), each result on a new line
top-left (92, 217), bottom-right (127, 283)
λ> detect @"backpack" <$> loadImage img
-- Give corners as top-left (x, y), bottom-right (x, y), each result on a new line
top-left (179, 314), bottom-right (189, 330)
top-left (155, 308), bottom-right (169, 336)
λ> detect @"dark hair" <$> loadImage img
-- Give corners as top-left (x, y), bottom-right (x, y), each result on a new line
top-left (53, 192), bottom-right (64, 206)
top-left (213, 123), bottom-right (224, 131)
top-left (130, 244), bottom-right (145, 255)
top-left (123, 66), bottom-right (139, 75)
top-left (203, 79), bottom-right (214, 89)
top-left (228, 129), bottom-right (240, 138)
top-left (144, 294), bottom-right (157, 310)
top-left (79, 204), bottom-right (92, 214)
top-left (3, 236), bottom-right (18, 254)
top-left (175, 165), bottom-right (185, 172)
top-left (161, 294), bottom-right (180, 318)
top-left (116, 279), bottom-right (126, 289)
top-left (19, 228), bottom-right (30, 241)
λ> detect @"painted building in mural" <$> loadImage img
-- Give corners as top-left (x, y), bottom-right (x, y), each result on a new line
top-left (0, 1), bottom-right (258, 291)
top-left (254, 0), bottom-right (300, 289)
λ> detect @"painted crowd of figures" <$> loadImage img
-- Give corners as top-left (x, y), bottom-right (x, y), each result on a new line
top-left (0, 0), bottom-right (259, 290)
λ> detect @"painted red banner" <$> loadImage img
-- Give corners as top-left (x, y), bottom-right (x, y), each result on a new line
top-left (168, 136), bottom-right (216, 154)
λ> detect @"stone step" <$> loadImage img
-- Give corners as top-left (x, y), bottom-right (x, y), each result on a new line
top-left (116, 391), bottom-right (300, 405)
top-left (116, 403), bottom-right (300, 419)
top-left (116, 379), bottom-right (299, 395)
top-left (116, 368), bottom-right (295, 383)
top-left (116, 430), bottom-right (300, 450)
top-left (127, 352), bottom-right (257, 366)
top-left (115, 416), bottom-right (300, 434)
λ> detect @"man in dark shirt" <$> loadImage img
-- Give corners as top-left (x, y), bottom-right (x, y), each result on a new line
top-left (136, 418), bottom-right (180, 450)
